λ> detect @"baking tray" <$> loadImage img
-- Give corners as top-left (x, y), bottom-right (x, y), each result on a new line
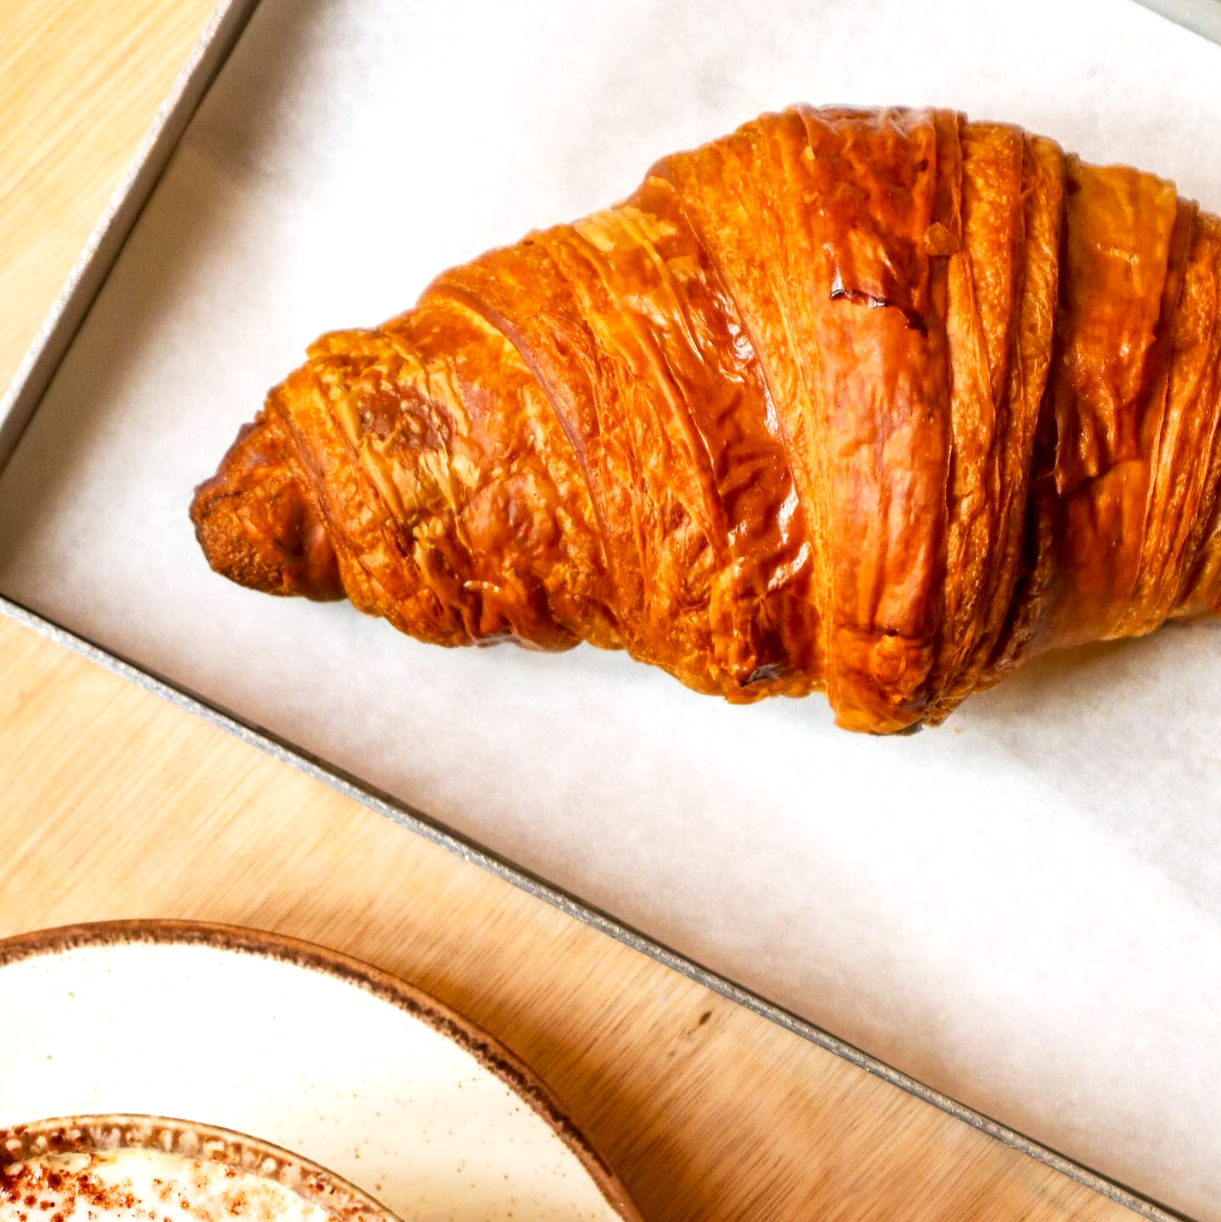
top-left (1, 2), bottom-right (1217, 1219)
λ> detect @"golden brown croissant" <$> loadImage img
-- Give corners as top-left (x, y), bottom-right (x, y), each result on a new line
top-left (191, 105), bottom-right (1221, 734)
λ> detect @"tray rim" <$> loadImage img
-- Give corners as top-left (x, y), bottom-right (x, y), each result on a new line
top-left (0, 0), bottom-right (262, 475)
top-left (0, 3), bottom-right (1208, 1220)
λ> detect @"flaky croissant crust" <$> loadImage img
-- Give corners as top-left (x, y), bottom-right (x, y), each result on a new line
top-left (192, 106), bottom-right (1221, 733)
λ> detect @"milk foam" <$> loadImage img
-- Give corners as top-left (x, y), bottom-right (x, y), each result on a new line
top-left (0, 1148), bottom-right (338, 1222)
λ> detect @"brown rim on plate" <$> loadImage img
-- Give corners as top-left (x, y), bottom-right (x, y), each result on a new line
top-left (0, 1114), bottom-right (401, 1222)
top-left (0, 919), bottom-right (645, 1222)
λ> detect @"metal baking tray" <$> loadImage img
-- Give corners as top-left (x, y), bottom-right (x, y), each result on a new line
top-left (2, 2), bottom-right (1215, 1218)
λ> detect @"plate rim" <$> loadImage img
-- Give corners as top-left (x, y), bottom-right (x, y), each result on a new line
top-left (0, 918), bottom-right (645, 1222)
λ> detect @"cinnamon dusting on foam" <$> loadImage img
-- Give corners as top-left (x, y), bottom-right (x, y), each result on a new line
top-left (1, 1151), bottom-right (337, 1222)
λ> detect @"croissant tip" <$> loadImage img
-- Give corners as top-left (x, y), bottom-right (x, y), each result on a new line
top-left (191, 479), bottom-right (345, 602)
top-left (191, 410), bottom-right (346, 604)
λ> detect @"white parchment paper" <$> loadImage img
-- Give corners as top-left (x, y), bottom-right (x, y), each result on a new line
top-left (2, 0), bottom-right (1220, 1214)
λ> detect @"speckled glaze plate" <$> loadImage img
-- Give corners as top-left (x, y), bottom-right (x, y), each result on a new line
top-left (0, 922), bottom-right (642, 1222)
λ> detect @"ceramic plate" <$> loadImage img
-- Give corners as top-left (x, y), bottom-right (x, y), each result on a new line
top-left (0, 921), bottom-right (642, 1222)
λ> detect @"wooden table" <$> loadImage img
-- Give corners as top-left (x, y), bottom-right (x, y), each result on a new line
top-left (0, 5), bottom-right (1150, 1219)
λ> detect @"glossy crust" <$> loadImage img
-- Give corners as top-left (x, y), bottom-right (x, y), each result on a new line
top-left (191, 106), bottom-right (1221, 733)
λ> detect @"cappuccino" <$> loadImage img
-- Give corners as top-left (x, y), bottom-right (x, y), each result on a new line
top-left (1, 1146), bottom-right (337, 1222)
top-left (0, 1120), bottom-right (392, 1222)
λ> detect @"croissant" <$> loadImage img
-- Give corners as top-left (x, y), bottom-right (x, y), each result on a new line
top-left (191, 105), bottom-right (1221, 734)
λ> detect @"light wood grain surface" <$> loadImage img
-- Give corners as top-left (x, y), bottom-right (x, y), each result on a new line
top-left (0, 4), bottom-right (1152, 1220)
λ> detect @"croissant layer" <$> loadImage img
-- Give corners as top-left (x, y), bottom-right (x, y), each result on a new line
top-left (191, 106), bottom-right (1221, 733)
